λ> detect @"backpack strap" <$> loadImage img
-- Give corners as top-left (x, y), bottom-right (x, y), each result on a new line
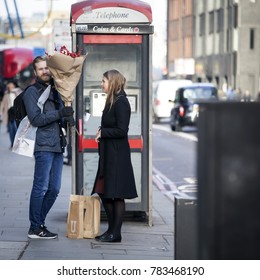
top-left (13, 83), bottom-right (43, 127)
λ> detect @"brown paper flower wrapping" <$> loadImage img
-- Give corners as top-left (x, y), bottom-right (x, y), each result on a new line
top-left (46, 52), bottom-right (86, 106)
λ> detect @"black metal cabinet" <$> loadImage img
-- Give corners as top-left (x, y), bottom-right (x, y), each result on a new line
top-left (197, 102), bottom-right (260, 260)
top-left (174, 195), bottom-right (198, 260)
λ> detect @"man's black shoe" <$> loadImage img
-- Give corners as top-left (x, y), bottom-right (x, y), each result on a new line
top-left (28, 226), bottom-right (58, 239)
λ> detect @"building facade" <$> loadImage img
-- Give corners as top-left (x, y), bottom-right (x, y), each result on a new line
top-left (167, 0), bottom-right (194, 79)
top-left (167, 0), bottom-right (260, 99)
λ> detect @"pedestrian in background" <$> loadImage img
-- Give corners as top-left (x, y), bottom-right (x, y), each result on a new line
top-left (1, 81), bottom-right (16, 127)
top-left (241, 90), bottom-right (252, 102)
top-left (226, 86), bottom-right (236, 101)
top-left (0, 80), bottom-right (21, 148)
top-left (92, 69), bottom-right (137, 243)
top-left (24, 56), bottom-right (74, 239)
top-left (0, 83), bottom-right (4, 102)
top-left (235, 87), bottom-right (242, 101)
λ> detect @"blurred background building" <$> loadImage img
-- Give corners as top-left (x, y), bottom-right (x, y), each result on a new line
top-left (0, 0), bottom-right (74, 50)
top-left (1, 0), bottom-right (259, 98)
top-left (167, 0), bottom-right (260, 99)
top-left (0, 0), bottom-right (167, 81)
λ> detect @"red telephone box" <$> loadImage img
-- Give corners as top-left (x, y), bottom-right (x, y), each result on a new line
top-left (70, 0), bottom-right (153, 224)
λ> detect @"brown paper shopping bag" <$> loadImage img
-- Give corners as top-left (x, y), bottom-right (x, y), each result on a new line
top-left (66, 194), bottom-right (100, 239)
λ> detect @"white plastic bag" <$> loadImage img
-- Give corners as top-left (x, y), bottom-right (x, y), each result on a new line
top-left (12, 85), bottom-right (51, 157)
top-left (12, 116), bottom-right (37, 157)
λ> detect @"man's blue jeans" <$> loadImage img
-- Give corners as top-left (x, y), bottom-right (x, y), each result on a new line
top-left (29, 151), bottom-right (63, 230)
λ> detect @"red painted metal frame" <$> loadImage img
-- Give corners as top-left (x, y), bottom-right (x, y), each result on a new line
top-left (71, 0), bottom-right (152, 24)
top-left (78, 119), bottom-right (143, 152)
top-left (83, 34), bottom-right (142, 44)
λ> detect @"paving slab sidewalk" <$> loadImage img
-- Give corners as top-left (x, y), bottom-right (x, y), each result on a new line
top-left (0, 127), bottom-right (174, 260)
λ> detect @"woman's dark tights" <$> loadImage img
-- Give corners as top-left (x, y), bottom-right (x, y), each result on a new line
top-left (101, 197), bottom-right (125, 237)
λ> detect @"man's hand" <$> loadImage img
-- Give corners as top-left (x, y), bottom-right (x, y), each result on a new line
top-left (64, 116), bottom-right (75, 127)
top-left (59, 106), bottom-right (74, 117)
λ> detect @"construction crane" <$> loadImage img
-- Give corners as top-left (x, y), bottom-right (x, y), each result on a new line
top-left (3, 0), bottom-right (24, 38)
top-left (1, 0), bottom-right (53, 39)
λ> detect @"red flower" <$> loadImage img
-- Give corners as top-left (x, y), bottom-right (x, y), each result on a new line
top-left (46, 45), bottom-right (81, 58)
top-left (60, 45), bottom-right (81, 58)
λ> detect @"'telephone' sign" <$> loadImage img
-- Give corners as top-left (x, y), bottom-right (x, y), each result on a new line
top-left (76, 7), bottom-right (150, 23)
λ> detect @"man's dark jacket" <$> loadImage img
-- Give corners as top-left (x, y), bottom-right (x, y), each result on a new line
top-left (23, 79), bottom-right (65, 153)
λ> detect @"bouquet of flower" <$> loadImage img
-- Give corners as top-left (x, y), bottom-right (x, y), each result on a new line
top-left (46, 45), bottom-right (87, 106)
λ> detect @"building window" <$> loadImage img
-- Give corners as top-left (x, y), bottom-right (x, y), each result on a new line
top-left (182, 16), bottom-right (186, 37)
top-left (209, 11), bottom-right (214, 34)
top-left (250, 28), bottom-right (255, 49)
top-left (228, 6), bottom-right (233, 29)
top-left (183, 15), bottom-right (193, 37)
top-left (193, 15), bottom-right (196, 36)
top-left (233, 5), bottom-right (238, 28)
top-left (216, 8), bottom-right (224, 33)
top-left (233, 51), bottom-right (237, 76)
top-left (169, 20), bottom-right (179, 41)
top-left (199, 13), bottom-right (205, 36)
top-left (226, 30), bottom-right (230, 52)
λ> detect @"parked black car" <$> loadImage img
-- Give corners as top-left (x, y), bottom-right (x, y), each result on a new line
top-left (170, 83), bottom-right (218, 131)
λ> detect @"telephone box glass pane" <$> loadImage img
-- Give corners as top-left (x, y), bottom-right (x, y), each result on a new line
top-left (82, 43), bottom-right (142, 136)
top-left (83, 44), bottom-right (141, 88)
top-left (82, 42), bottom-right (142, 203)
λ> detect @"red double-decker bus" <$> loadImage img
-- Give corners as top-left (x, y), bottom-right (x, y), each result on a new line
top-left (0, 47), bottom-right (35, 91)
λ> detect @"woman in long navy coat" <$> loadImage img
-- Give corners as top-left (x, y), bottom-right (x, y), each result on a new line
top-left (92, 69), bottom-right (137, 243)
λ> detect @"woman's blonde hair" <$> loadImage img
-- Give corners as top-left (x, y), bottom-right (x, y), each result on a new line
top-left (103, 69), bottom-right (126, 109)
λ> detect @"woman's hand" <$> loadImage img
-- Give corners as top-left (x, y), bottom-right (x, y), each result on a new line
top-left (95, 128), bottom-right (101, 143)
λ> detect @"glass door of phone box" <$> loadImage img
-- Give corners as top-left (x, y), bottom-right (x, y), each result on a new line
top-left (78, 35), bottom-right (149, 215)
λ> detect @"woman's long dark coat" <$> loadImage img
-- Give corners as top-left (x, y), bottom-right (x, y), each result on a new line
top-left (92, 90), bottom-right (138, 199)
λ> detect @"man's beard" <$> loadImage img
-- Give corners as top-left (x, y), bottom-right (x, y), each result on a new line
top-left (39, 74), bottom-right (51, 83)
